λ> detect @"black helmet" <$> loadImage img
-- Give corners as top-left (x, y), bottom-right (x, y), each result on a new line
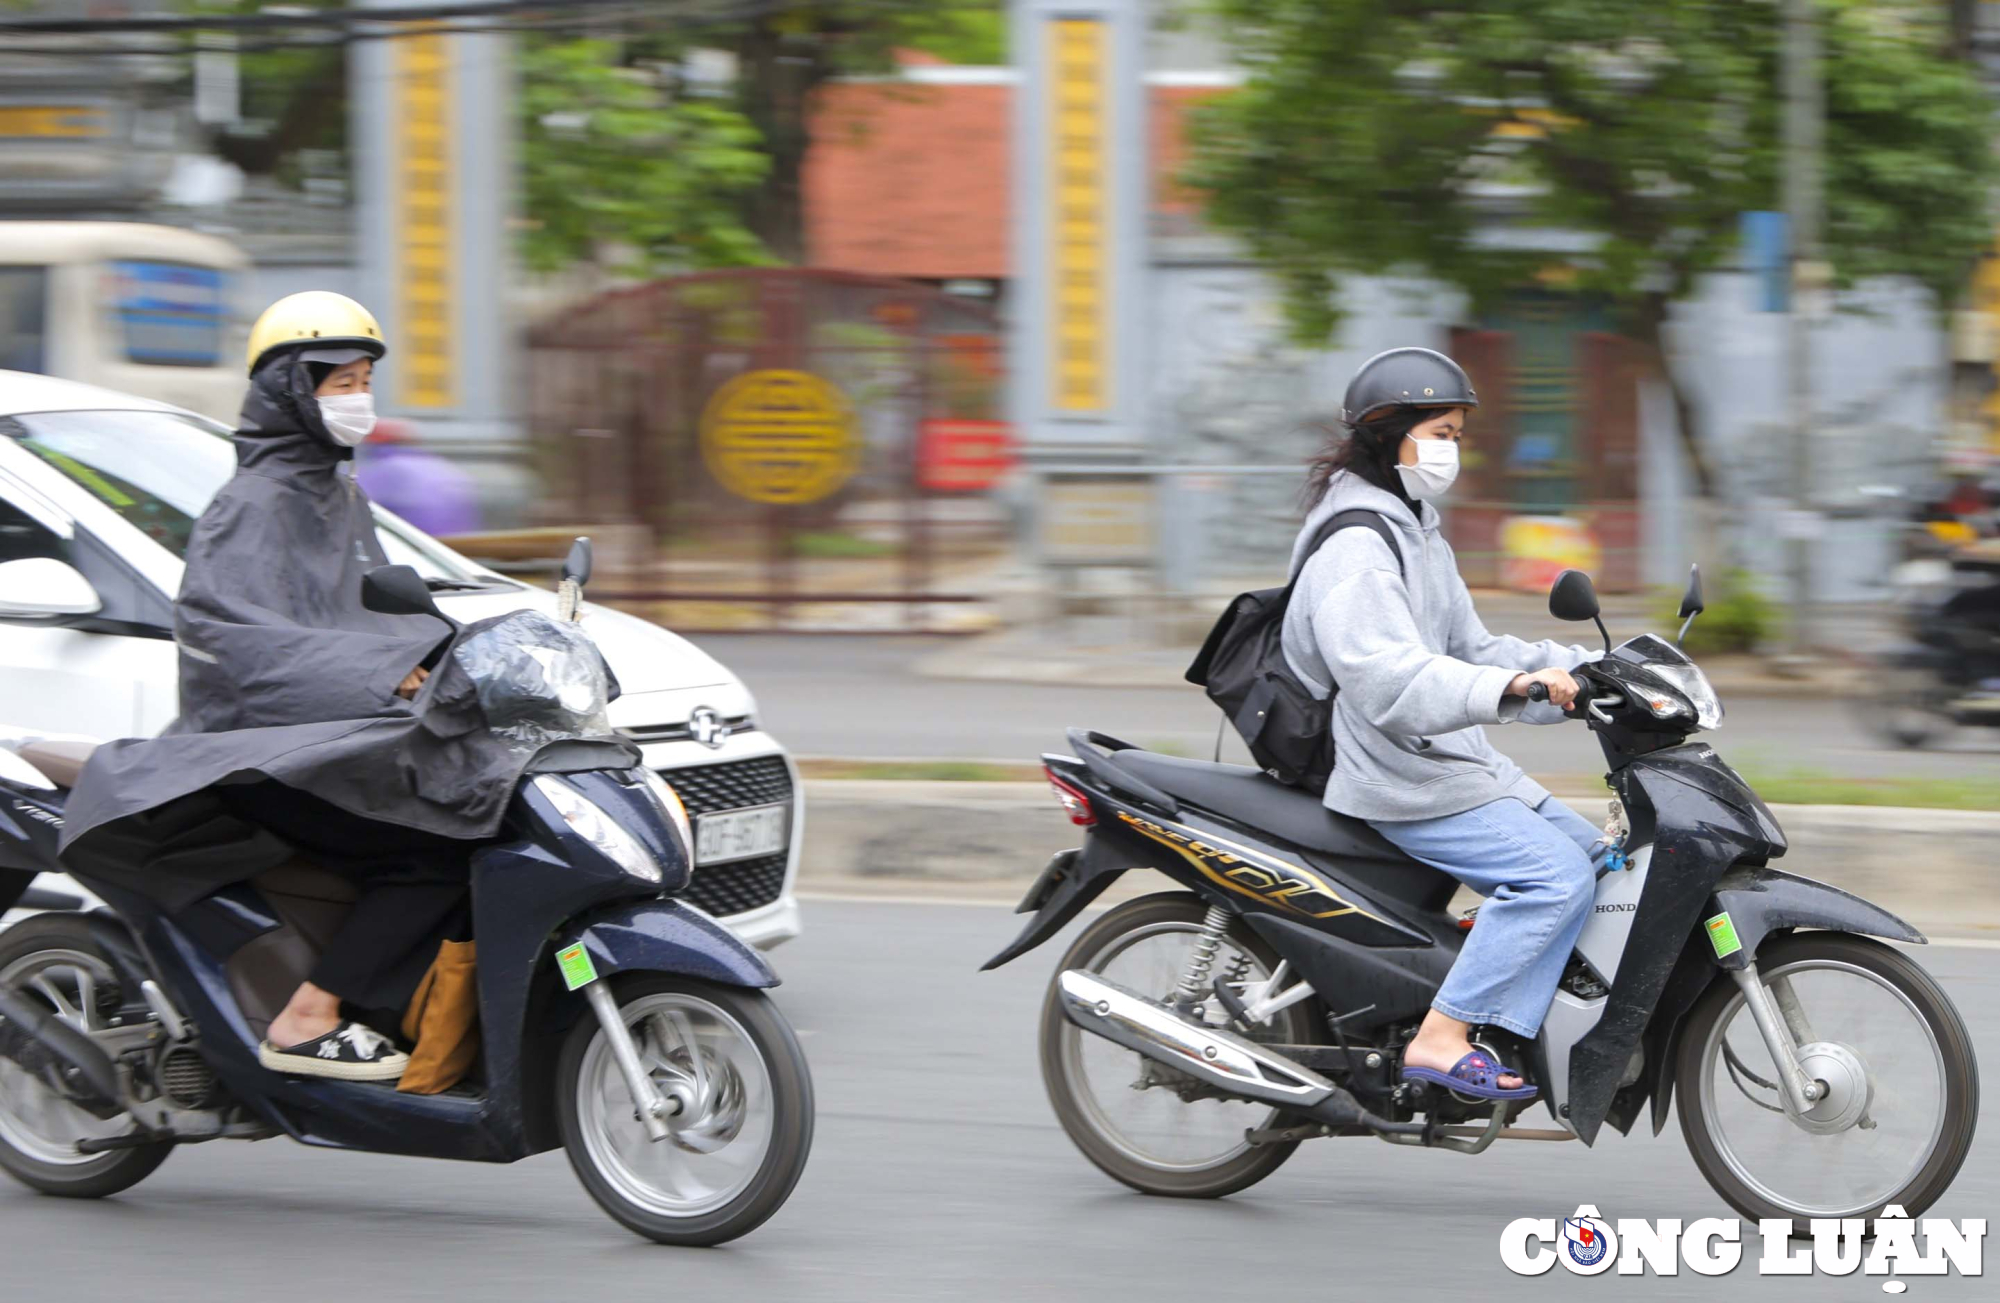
top-left (1340, 347), bottom-right (1479, 425)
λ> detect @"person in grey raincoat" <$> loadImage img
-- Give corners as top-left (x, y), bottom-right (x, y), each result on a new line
top-left (58, 293), bottom-right (628, 1082)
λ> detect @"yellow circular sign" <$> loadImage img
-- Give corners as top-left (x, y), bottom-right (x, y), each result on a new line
top-left (699, 369), bottom-right (859, 506)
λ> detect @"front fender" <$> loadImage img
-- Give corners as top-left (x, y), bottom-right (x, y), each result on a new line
top-left (1710, 865), bottom-right (1926, 964)
top-left (558, 899), bottom-right (779, 990)
top-left (1645, 866), bottom-right (1925, 1137)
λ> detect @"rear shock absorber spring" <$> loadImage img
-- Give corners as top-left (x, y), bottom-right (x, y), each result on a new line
top-left (1174, 904), bottom-right (1233, 1009)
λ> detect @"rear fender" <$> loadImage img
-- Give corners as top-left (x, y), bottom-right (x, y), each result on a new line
top-left (981, 835), bottom-right (1142, 971)
top-left (557, 899), bottom-right (779, 990)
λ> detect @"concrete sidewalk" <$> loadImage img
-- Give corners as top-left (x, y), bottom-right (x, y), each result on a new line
top-left (795, 779), bottom-right (2000, 942)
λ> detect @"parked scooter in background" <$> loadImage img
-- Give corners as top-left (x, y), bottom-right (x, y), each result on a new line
top-left (1862, 536), bottom-right (2000, 748)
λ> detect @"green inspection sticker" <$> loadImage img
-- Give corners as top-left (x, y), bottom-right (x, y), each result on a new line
top-left (556, 942), bottom-right (599, 991)
top-left (1705, 911), bottom-right (1743, 960)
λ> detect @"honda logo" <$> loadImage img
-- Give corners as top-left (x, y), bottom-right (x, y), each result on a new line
top-left (688, 706), bottom-right (731, 749)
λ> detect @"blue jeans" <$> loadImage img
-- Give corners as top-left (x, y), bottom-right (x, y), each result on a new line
top-left (1372, 796), bottom-right (1602, 1039)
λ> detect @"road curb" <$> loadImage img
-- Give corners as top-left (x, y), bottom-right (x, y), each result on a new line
top-left (797, 779), bottom-right (2000, 930)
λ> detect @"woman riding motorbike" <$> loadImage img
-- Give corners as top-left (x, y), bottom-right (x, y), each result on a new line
top-left (1280, 346), bottom-right (1601, 1101)
top-left (73, 293), bottom-right (468, 1082)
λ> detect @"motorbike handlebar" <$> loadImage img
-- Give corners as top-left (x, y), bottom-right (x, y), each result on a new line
top-left (1526, 681), bottom-right (1550, 704)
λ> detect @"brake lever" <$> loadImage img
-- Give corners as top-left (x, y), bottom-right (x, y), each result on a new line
top-left (1587, 694), bottom-right (1623, 724)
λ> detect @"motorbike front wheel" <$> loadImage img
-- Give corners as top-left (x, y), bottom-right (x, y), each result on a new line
top-left (556, 974), bottom-right (813, 1246)
top-left (1676, 931), bottom-right (1977, 1222)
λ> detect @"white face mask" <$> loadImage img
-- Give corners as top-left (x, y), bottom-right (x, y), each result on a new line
top-left (1396, 435), bottom-right (1460, 501)
top-left (317, 392), bottom-right (377, 447)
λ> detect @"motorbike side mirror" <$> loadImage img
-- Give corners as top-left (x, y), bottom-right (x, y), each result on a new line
top-left (1548, 569), bottom-right (1600, 622)
top-left (1548, 568), bottom-right (1611, 652)
top-left (1678, 565), bottom-right (1705, 619)
top-left (556, 537), bottom-right (592, 623)
top-left (563, 537), bottom-right (593, 588)
top-left (1676, 564), bottom-right (1706, 647)
top-left (361, 564), bottom-right (446, 621)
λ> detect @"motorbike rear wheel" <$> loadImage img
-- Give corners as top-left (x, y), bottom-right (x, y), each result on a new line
top-left (0, 913), bottom-right (171, 1199)
top-left (556, 974), bottom-right (813, 1246)
top-left (1676, 931), bottom-right (1977, 1222)
top-left (1039, 891), bottom-right (1317, 1199)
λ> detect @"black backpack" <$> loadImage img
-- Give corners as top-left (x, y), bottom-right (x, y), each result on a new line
top-left (1185, 510), bottom-right (1403, 792)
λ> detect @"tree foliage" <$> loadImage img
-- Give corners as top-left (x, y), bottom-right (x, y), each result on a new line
top-left (518, 38), bottom-right (770, 275)
top-left (1186, 0), bottom-right (1997, 485)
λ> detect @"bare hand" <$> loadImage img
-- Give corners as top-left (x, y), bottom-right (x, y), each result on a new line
top-left (1508, 667), bottom-right (1580, 709)
top-left (396, 666), bottom-right (430, 700)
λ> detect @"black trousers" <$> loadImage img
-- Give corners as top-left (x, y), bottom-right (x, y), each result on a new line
top-left (221, 782), bottom-right (471, 1018)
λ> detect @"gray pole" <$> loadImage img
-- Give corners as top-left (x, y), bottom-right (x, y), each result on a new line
top-left (1782, 0), bottom-right (1825, 658)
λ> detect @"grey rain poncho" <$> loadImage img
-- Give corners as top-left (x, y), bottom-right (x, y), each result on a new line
top-left (58, 355), bottom-right (629, 911)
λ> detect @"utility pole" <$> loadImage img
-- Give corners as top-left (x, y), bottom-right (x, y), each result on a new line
top-left (1782, 0), bottom-right (1826, 661)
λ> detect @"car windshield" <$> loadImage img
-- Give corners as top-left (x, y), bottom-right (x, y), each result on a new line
top-left (1, 408), bottom-right (476, 581)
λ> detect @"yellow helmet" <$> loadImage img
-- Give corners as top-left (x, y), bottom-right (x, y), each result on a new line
top-left (245, 291), bottom-right (386, 376)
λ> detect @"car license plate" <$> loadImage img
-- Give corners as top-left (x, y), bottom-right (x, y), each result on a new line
top-left (694, 804), bottom-right (789, 865)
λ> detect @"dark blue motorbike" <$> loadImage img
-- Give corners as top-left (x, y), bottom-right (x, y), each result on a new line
top-left (0, 547), bottom-right (813, 1246)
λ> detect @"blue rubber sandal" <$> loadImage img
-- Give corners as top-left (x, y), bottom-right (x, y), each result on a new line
top-left (1400, 1050), bottom-right (1538, 1101)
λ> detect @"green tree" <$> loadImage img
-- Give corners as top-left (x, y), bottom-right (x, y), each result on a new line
top-left (639, 2), bottom-right (1006, 263)
top-left (519, 38), bottom-right (770, 274)
top-left (1186, 0), bottom-right (1997, 491)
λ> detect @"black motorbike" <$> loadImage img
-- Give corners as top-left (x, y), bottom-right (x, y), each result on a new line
top-left (987, 566), bottom-right (1977, 1221)
top-left (0, 547), bottom-right (813, 1246)
top-left (1863, 544), bottom-right (2000, 747)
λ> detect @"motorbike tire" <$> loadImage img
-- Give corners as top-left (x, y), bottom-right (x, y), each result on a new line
top-left (556, 974), bottom-right (813, 1246)
top-left (1039, 891), bottom-right (1317, 1199)
top-left (1676, 931), bottom-right (1978, 1223)
top-left (1853, 681), bottom-right (1946, 750)
top-left (0, 913), bottom-right (172, 1199)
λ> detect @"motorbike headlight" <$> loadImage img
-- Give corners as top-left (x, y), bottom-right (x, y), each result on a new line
top-left (1640, 661), bottom-right (1724, 729)
top-left (636, 767), bottom-right (694, 855)
top-left (532, 775), bottom-right (661, 884)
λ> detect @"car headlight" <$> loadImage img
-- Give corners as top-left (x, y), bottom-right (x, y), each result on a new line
top-left (532, 775), bottom-right (661, 884)
top-left (636, 767), bottom-right (694, 854)
top-left (1639, 661), bottom-right (1724, 729)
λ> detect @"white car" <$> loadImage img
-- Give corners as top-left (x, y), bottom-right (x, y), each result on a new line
top-left (0, 371), bottom-right (802, 946)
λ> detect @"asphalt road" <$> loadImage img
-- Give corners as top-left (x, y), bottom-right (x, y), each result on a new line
top-left (5, 900), bottom-right (1993, 1302)
top-left (697, 635), bottom-right (2000, 782)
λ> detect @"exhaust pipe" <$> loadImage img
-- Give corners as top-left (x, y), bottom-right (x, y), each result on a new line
top-left (0, 988), bottom-right (123, 1114)
top-left (1056, 970), bottom-right (1421, 1135)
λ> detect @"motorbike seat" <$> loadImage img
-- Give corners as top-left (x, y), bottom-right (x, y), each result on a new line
top-left (1103, 750), bottom-right (1404, 861)
top-left (14, 739), bottom-right (99, 790)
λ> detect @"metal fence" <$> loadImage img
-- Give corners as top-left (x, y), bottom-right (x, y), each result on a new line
top-left (523, 270), bottom-right (1012, 630)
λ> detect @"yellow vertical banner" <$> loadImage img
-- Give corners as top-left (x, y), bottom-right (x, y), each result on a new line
top-left (1049, 19), bottom-right (1107, 415)
top-left (394, 31), bottom-right (455, 409)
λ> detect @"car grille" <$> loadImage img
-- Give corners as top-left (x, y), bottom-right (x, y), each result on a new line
top-left (658, 755), bottom-right (793, 816)
top-left (656, 756), bottom-right (795, 917)
top-left (683, 852), bottom-right (789, 917)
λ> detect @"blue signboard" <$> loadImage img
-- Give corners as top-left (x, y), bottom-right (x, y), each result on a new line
top-left (109, 260), bottom-right (226, 366)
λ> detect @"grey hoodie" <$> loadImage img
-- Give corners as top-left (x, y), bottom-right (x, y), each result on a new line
top-left (1279, 470), bottom-right (1597, 823)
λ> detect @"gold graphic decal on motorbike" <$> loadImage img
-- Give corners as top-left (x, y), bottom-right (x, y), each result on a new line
top-left (1116, 812), bottom-right (1383, 923)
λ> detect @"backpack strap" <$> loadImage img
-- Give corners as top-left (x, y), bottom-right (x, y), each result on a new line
top-left (1292, 509), bottom-right (1404, 594)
